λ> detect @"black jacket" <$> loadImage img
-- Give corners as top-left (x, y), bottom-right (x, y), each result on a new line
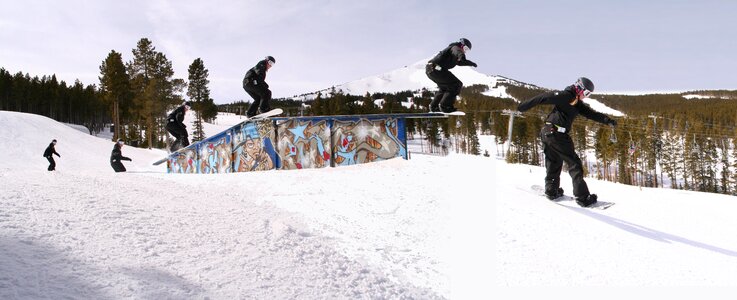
top-left (517, 86), bottom-right (614, 133)
top-left (428, 42), bottom-right (476, 70)
top-left (44, 143), bottom-right (59, 158)
top-left (243, 60), bottom-right (269, 89)
top-left (110, 144), bottom-right (131, 163)
top-left (167, 105), bottom-right (187, 126)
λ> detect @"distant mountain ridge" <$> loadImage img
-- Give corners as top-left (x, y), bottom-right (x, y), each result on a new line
top-left (286, 58), bottom-right (627, 116)
top-left (288, 58), bottom-right (519, 101)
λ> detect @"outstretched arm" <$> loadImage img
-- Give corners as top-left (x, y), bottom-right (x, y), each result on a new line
top-left (517, 91), bottom-right (572, 112)
top-left (577, 102), bottom-right (617, 126)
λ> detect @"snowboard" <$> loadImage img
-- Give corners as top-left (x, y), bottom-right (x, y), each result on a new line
top-left (245, 108), bottom-right (283, 121)
top-left (152, 146), bottom-right (192, 166)
top-left (530, 185), bottom-right (615, 210)
top-left (433, 111), bottom-right (465, 116)
top-left (152, 108), bottom-right (284, 166)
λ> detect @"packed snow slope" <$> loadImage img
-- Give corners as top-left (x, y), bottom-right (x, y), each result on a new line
top-left (2, 110), bottom-right (737, 299)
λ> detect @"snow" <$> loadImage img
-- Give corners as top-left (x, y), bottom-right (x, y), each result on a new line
top-left (683, 94), bottom-right (731, 100)
top-left (584, 97), bottom-right (626, 117)
top-left (3, 110), bottom-right (737, 299)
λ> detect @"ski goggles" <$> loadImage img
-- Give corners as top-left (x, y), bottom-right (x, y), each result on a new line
top-left (462, 45), bottom-right (471, 53)
top-left (267, 60), bottom-right (275, 68)
top-left (574, 82), bottom-right (592, 98)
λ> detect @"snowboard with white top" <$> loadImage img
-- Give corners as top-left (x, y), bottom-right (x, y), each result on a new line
top-left (433, 111), bottom-right (465, 116)
top-left (529, 184), bottom-right (615, 210)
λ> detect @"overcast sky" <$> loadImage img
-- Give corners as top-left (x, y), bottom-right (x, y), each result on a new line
top-left (1, 0), bottom-right (735, 104)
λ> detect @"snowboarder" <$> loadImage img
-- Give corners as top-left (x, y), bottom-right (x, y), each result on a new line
top-left (166, 101), bottom-right (190, 152)
top-left (426, 38), bottom-right (477, 113)
top-left (243, 56), bottom-right (276, 118)
top-left (517, 77), bottom-right (617, 207)
top-left (110, 139), bottom-right (132, 172)
top-left (43, 139), bottom-right (60, 171)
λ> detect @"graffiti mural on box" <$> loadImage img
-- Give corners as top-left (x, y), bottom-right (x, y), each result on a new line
top-left (199, 135), bottom-right (232, 174)
top-left (277, 119), bottom-right (331, 170)
top-left (168, 148), bottom-right (198, 174)
top-left (332, 118), bottom-right (406, 166)
top-left (233, 120), bottom-right (277, 172)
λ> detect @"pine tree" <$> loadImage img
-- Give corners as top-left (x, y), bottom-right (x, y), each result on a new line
top-left (127, 38), bottom-right (184, 148)
top-left (99, 50), bottom-right (132, 141)
top-left (187, 58), bottom-right (210, 142)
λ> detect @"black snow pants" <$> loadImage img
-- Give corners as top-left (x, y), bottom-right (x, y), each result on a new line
top-left (46, 156), bottom-right (56, 171)
top-left (426, 64), bottom-right (463, 111)
top-left (540, 124), bottom-right (590, 199)
top-left (166, 122), bottom-right (189, 152)
top-left (111, 161), bottom-right (127, 172)
top-left (244, 84), bottom-right (272, 117)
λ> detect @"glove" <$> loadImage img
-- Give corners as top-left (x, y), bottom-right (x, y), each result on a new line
top-left (469, 62), bottom-right (478, 68)
top-left (607, 118), bottom-right (617, 127)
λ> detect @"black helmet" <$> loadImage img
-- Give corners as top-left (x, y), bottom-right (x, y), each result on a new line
top-left (266, 56), bottom-right (276, 65)
top-left (573, 77), bottom-right (594, 97)
top-left (460, 38), bottom-right (472, 50)
top-left (574, 77), bottom-right (595, 94)
top-left (117, 138), bottom-right (124, 144)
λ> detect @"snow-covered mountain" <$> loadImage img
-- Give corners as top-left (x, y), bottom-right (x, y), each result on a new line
top-left (288, 58), bottom-right (625, 117)
top-left (289, 58), bottom-right (515, 100)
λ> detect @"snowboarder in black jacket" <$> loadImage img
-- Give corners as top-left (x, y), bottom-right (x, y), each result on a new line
top-left (166, 101), bottom-right (190, 152)
top-left (43, 139), bottom-right (60, 171)
top-left (243, 56), bottom-right (276, 118)
top-left (517, 77), bottom-right (617, 207)
top-left (110, 139), bottom-right (132, 172)
top-left (426, 38), bottom-right (477, 113)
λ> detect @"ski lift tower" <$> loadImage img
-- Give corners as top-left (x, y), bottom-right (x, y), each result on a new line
top-left (501, 109), bottom-right (524, 157)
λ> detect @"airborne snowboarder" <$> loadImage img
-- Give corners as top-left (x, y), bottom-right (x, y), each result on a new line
top-left (243, 56), bottom-right (276, 118)
top-left (426, 38), bottom-right (477, 113)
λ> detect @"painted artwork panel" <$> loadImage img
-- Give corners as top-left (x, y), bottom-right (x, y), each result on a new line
top-left (198, 133), bottom-right (233, 174)
top-left (332, 118), bottom-right (407, 166)
top-left (277, 119), bottom-right (331, 170)
top-left (232, 120), bottom-right (278, 172)
top-left (167, 147), bottom-right (198, 174)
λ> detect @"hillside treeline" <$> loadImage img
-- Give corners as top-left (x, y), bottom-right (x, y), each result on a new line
top-left (1, 37), bottom-right (218, 148)
top-left (230, 83), bottom-right (737, 195)
top-left (0, 69), bottom-right (106, 133)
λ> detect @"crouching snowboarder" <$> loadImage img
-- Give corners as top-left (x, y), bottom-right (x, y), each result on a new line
top-left (43, 139), bottom-right (60, 171)
top-left (111, 139), bottom-right (132, 172)
top-left (166, 101), bottom-right (191, 152)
